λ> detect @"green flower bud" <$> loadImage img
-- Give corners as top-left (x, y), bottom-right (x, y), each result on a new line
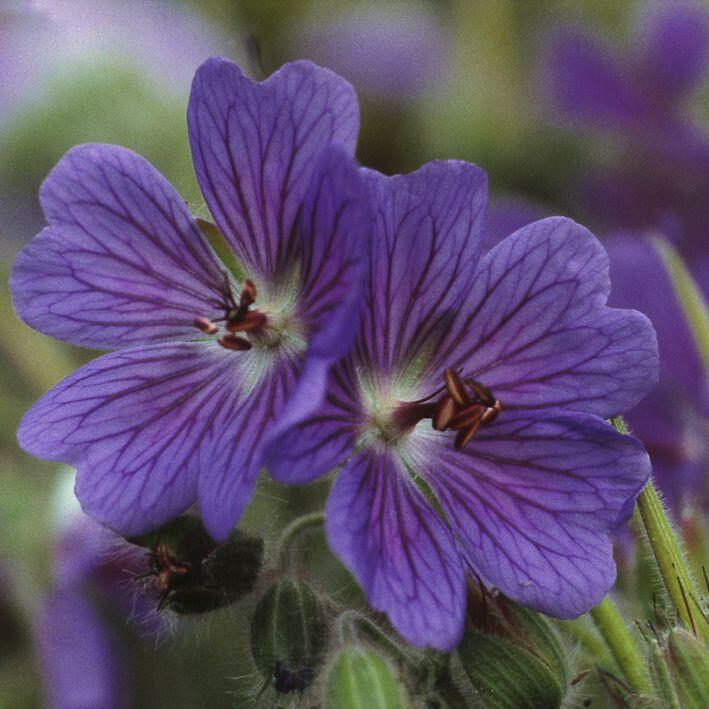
top-left (495, 597), bottom-right (569, 687)
top-left (458, 630), bottom-right (562, 709)
top-left (130, 515), bottom-right (263, 614)
top-left (667, 628), bottom-right (709, 709)
top-left (250, 579), bottom-right (327, 693)
top-left (324, 646), bottom-right (409, 708)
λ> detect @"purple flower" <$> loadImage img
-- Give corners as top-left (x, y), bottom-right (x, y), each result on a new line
top-left (36, 510), bottom-right (157, 709)
top-left (294, 5), bottom-right (448, 100)
top-left (542, 4), bottom-right (709, 288)
top-left (11, 57), bottom-right (369, 541)
top-left (607, 234), bottom-right (707, 511)
top-left (265, 162), bottom-right (658, 650)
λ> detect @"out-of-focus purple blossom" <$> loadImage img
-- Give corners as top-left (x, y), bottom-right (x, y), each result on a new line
top-left (607, 234), bottom-right (707, 511)
top-left (0, 0), bottom-right (233, 123)
top-left (35, 480), bottom-right (159, 709)
top-left (295, 4), bottom-right (448, 100)
top-left (542, 4), bottom-right (709, 287)
top-left (11, 57), bottom-right (369, 542)
top-left (266, 161), bottom-right (658, 650)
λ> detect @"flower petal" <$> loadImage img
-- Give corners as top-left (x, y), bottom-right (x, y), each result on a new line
top-left (639, 4), bottom-right (709, 96)
top-left (541, 26), bottom-right (646, 128)
top-left (17, 342), bottom-right (278, 539)
top-left (264, 358), bottom-right (361, 484)
top-left (36, 590), bottom-right (125, 709)
top-left (359, 161), bottom-right (487, 381)
top-left (187, 57), bottom-right (359, 281)
top-left (436, 218), bottom-right (658, 418)
top-left (414, 410), bottom-right (650, 618)
top-left (296, 146), bottom-right (370, 360)
top-left (197, 353), bottom-right (299, 540)
top-left (11, 144), bottom-right (230, 350)
top-left (326, 448), bottom-right (466, 650)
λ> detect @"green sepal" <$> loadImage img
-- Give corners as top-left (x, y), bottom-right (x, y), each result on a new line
top-left (495, 597), bottom-right (569, 687)
top-left (666, 628), bottom-right (709, 709)
top-left (126, 515), bottom-right (263, 614)
top-left (457, 630), bottom-right (562, 709)
top-left (250, 579), bottom-right (327, 687)
top-left (324, 646), bottom-right (410, 708)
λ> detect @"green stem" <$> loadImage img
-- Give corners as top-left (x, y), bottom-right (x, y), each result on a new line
top-left (275, 511), bottom-right (325, 568)
top-left (612, 417), bottom-right (707, 643)
top-left (590, 597), bottom-right (649, 694)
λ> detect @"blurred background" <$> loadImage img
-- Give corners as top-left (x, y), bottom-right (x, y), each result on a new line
top-left (1, 1), bottom-right (706, 707)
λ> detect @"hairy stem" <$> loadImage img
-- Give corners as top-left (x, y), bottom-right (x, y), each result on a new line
top-left (590, 597), bottom-right (649, 694)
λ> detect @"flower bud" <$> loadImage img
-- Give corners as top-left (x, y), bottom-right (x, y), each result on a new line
top-left (667, 628), bottom-right (709, 708)
top-left (494, 596), bottom-right (569, 687)
top-left (325, 646), bottom-right (409, 708)
top-left (250, 579), bottom-right (327, 693)
top-left (457, 630), bottom-right (562, 709)
top-left (130, 516), bottom-right (263, 614)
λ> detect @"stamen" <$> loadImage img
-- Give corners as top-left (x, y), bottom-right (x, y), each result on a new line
top-left (226, 310), bottom-right (267, 333)
top-left (433, 395), bottom-right (456, 430)
top-left (193, 316), bottom-right (219, 335)
top-left (396, 369), bottom-right (502, 449)
top-left (218, 334), bottom-right (252, 351)
top-left (444, 368), bottom-right (469, 406)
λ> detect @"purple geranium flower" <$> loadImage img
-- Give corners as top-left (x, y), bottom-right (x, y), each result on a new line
top-left (542, 4), bottom-right (709, 290)
top-left (10, 57), bottom-right (369, 541)
top-left (36, 508), bottom-right (158, 709)
top-left (266, 162), bottom-right (659, 650)
top-left (607, 234), bottom-right (707, 511)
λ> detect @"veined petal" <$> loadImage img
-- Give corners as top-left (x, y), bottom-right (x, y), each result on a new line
top-left (413, 410), bottom-right (650, 618)
top-left (326, 448), bottom-right (466, 650)
top-left (188, 57), bottom-right (359, 281)
top-left (357, 161), bottom-right (487, 381)
top-left (11, 144), bottom-right (230, 350)
top-left (435, 218), bottom-right (658, 418)
top-left (296, 146), bottom-right (369, 360)
top-left (197, 352), bottom-right (299, 540)
top-left (265, 358), bottom-right (362, 484)
top-left (17, 342), bottom-right (281, 539)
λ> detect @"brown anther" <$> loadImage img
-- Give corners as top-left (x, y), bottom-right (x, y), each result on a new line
top-left (226, 310), bottom-right (267, 333)
top-left (434, 371), bottom-right (502, 449)
top-left (454, 418), bottom-right (484, 449)
top-left (193, 316), bottom-right (218, 335)
top-left (218, 334), bottom-right (252, 351)
top-left (239, 279), bottom-right (257, 308)
top-left (444, 368), bottom-right (470, 406)
top-left (480, 400), bottom-right (503, 425)
top-left (433, 395), bottom-right (456, 431)
top-left (449, 403), bottom-right (485, 431)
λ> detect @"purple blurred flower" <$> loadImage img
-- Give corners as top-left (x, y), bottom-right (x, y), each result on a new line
top-left (11, 57), bottom-right (369, 541)
top-left (296, 5), bottom-right (448, 100)
top-left (542, 4), bottom-right (709, 284)
top-left (607, 234), bottom-right (707, 510)
top-left (0, 0), bottom-right (230, 122)
top-left (266, 162), bottom-right (658, 650)
top-left (36, 511), bottom-right (156, 709)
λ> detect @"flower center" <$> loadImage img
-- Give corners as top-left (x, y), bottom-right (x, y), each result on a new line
top-left (393, 368), bottom-right (502, 449)
top-left (193, 279), bottom-right (269, 351)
